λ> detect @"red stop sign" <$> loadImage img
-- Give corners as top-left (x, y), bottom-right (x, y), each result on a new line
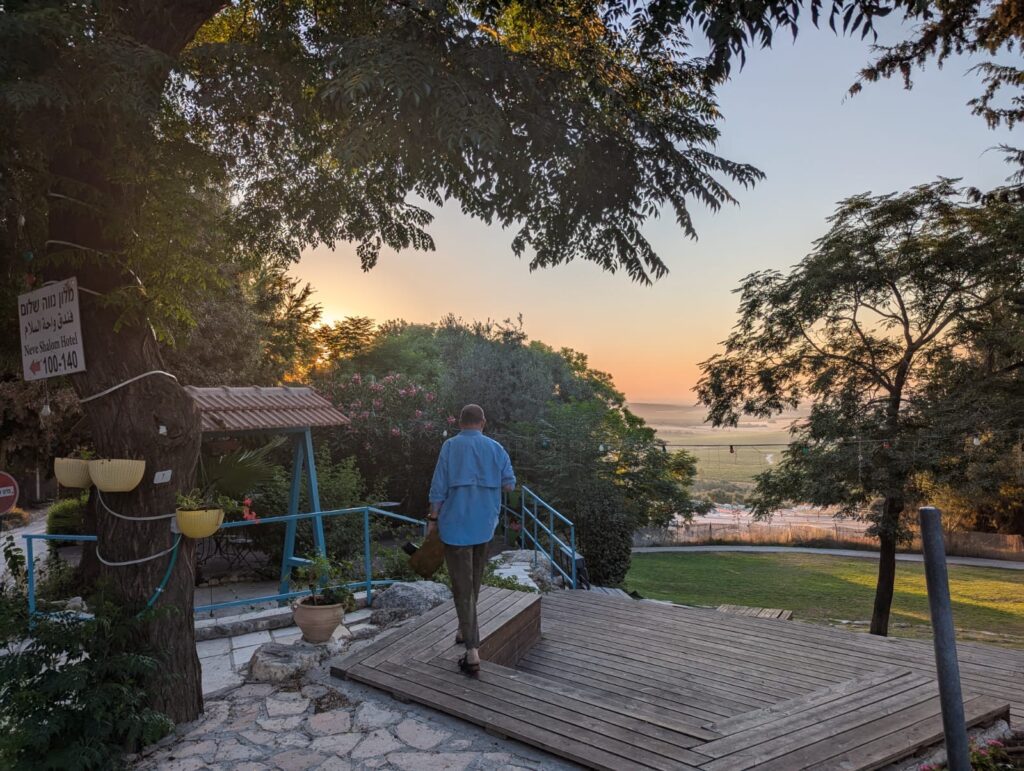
top-left (0, 471), bottom-right (19, 515)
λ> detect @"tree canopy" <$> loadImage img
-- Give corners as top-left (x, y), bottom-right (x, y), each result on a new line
top-left (697, 179), bottom-right (1024, 634)
top-left (2, 0), bottom-right (759, 723)
top-left (635, 0), bottom-right (1024, 180)
top-left (312, 314), bottom-right (709, 528)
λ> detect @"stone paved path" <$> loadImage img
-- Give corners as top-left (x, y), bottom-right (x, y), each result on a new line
top-left (133, 642), bottom-right (582, 771)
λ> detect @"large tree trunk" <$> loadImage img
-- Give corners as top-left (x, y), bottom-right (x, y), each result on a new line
top-left (47, 218), bottom-right (205, 723)
top-left (869, 494), bottom-right (904, 636)
top-left (40, 0), bottom-right (227, 726)
top-left (41, 93), bottom-right (206, 724)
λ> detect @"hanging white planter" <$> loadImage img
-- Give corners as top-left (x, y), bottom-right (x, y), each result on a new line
top-left (88, 459), bottom-right (146, 493)
top-left (53, 458), bottom-right (92, 488)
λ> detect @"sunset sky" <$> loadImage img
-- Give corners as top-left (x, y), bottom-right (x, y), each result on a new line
top-left (293, 24), bottom-right (1017, 403)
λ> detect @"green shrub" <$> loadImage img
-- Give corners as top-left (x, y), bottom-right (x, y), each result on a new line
top-left (1, 533), bottom-right (26, 593)
top-left (0, 586), bottom-right (173, 769)
top-left (573, 494), bottom-right (634, 586)
top-left (36, 554), bottom-right (77, 603)
top-left (46, 494), bottom-right (89, 536)
top-left (372, 544), bottom-right (424, 584)
top-left (247, 450), bottom-right (369, 567)
top-left (292, 554), bottom-right (357, 611)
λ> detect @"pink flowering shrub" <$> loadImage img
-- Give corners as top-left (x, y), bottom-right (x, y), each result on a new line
top-left (322, 373), bottom-right (454, 510)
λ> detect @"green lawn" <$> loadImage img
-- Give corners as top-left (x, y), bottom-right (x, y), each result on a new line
top-left (625, 552), bottom-right (1024, 648)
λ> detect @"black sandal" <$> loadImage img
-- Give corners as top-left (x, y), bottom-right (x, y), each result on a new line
top-left (458, 655), bottom-right (480, 677)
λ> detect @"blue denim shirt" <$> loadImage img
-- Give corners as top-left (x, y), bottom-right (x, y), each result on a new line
top-left (428, 429), bottom-right (516, 546)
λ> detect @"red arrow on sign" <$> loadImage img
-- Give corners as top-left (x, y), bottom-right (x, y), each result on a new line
top-left (29, 359), bottom-right (41, 374)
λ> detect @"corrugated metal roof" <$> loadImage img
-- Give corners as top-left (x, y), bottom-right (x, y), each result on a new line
top-left (185, 386), bottom-right (349, 433)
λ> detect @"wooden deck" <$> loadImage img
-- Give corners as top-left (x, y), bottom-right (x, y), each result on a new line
top-left (716, 604), bottom-right (793, 620)
top-left (332, 588), bottom-right (1020, 770)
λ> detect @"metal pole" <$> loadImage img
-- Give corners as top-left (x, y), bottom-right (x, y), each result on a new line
top-left (26, 537), bottom-right (36, 618)
top-left (919, 506), bottom-right (970, 771)
top-left (363, 508), bottom-right (372, 605)
top-left (570, 524), bottom-right (577, 589)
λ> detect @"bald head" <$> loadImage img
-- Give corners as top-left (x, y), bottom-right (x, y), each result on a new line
top-left (459, 404), bottom-right (486, 428)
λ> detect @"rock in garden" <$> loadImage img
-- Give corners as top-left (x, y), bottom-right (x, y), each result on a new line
top-left (248, 640), bottom-right (342, 683)
top-left (369, 581), bottom-right (451, 625)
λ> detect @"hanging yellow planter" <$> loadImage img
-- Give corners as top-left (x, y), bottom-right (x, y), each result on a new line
top-left (88, 459), bottom-right (146, 493)
top-left (54, 458), bottom-right (92, 488)
top-left (176, 508), bottom-right (224, 539)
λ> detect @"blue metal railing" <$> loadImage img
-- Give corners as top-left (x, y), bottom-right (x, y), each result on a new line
top-left (504, 485), bottom-right (578, 589)
top-left (24, 505), bottom-right (426, 619)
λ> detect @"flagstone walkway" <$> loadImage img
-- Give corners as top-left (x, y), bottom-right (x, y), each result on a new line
top-left (134, 639), bottom-right (581, 771)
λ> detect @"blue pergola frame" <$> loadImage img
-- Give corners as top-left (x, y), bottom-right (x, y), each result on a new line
top-left (279, 426), bottom-right (327, 595)
top-left (25, 396), bottom-right (430, 620)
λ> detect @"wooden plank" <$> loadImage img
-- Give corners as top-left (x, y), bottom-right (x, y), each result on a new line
top-left (542, 599), bottom-right (830, 684)
top-left (376, 661), bottom-right (701, 771)
top-left (333, 595), bottom-right (456, 669)
top-left (546, 597), bottom-right (854, 685)
top-left (541, 606), bottom-right (839, 692)
top-left (549, 595), bottom-right (860, 682)
top-left (700, 682), bottom-right (946, 771)
top-left (334, 587), bottom-right (513, 676)
top-left (343, 662), bottom-right (663, 771)
top-left (424, 655), bottom-right (721, 743)
top-left (534, 632), bottom-right (792, 707)
top-left (363, 589), bottom-right (506, 667)
top-left (405, 590), bottom-right (523, 665)
top-left (523, 641), bottom-right (775, 714)
top-left (426, 592), bottom-right (540, 666)
top-left (803, 695), bottom-right (1011, 771)
top-left (617, 595), bottom-right (1023, 680)
top-left (704, 666), bottom-right (911, 734)
top-left (558, 594), bottom-right (1021, 708)
top-left (422, 657), bottom-right (716, 751)
top-left (518, 651), bottom-right (736, 725)
top-left (334, 587), bottom-right (1019, 771)
top-left (697, 676), bottom-right (935, 762)
top-left (748, 693), bottom-right (1008, 771)
top-left (720, 605), bottom-right (770, 618)
top-left (479, 592), bottom-right (540, 666)
top-left (537, 625), bottom-right (806, 701)
top-left (484, 612), bottom-right (541, 667)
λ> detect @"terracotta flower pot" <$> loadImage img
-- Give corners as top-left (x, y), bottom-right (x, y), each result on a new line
top-left (175, 508), bottom-right (224, 539)
top-left (293, 598), bottom-right (346, 643)
top-left (88, 459), bottom-right (146, 492)
top-left (54, 458), bottom-right (92, 488)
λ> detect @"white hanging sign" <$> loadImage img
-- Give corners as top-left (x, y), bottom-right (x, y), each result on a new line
top-left (18, 278), bottom-right (87, 381)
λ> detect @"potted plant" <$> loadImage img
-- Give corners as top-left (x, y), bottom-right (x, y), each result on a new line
top-left (88, 457), bottom-right (146, 492)
top-left (292, 555), bottom-right (356, 643)
top-left (53, 448), bottom-right (94, 489)
top-left (175, 489), bottom-right (225, 539)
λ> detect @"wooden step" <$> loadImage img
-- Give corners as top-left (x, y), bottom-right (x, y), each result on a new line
top-left (717, 604), bottom-right (793, 620)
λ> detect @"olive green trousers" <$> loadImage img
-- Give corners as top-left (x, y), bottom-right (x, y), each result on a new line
top-left (443, 542), bottom-right (489, 649)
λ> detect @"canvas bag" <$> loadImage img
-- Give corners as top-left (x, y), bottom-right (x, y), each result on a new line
top-left (408, 528), bottom-right (446, 578)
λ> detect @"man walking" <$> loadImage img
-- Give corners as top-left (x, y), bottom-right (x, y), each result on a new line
top-left (428, 404), bottom-right (516, 676)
